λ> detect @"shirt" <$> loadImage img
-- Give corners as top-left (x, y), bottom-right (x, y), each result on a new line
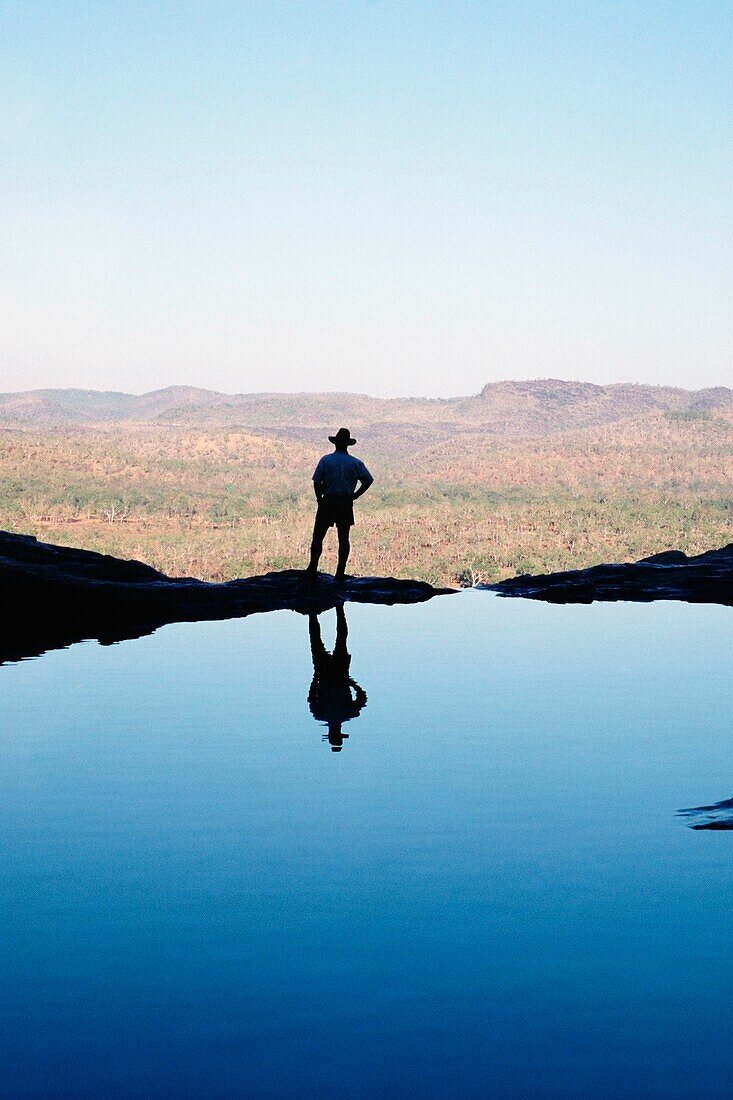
top-left (312, 452), bottom-right (373, 496)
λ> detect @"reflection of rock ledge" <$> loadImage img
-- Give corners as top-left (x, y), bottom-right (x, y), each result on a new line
top-left (0, 531), bottom-right (454, 664)
top-left (486, 545), bottom-right (733, 606)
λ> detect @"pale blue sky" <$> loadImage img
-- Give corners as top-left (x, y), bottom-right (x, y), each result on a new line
top-left (2, 1), bottom-right (731, 396)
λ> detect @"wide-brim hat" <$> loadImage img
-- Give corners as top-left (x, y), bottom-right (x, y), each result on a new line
top-left (329, 427), bottom-right (356, 446)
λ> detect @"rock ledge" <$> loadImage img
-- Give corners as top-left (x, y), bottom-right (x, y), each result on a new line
top-left (485, 544), bottom-right (733, 605)
top-left (0, 530), bottom-right (453, 663)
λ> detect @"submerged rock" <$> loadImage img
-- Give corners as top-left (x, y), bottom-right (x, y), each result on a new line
top-left (0, 530), bottom-right (454, 663)
top-left (677, 797), bottom-right (733, 830)
top-left (485, 544), bottom-right (733, 606)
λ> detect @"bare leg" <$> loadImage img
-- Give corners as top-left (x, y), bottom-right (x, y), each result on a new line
top-left (334, 523), bottom-right (350, 581)
top-left (307, 532), bottom-right (323, 573)
top-left (306, 516), bottom-right (328, 574)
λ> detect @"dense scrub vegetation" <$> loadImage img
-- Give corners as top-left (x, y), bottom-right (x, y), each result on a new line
top-left (1, 409), bottom-right (730, 585)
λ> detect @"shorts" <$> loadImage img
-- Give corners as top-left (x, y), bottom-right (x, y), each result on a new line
top-left (315, 494), bottom-right (355, 530)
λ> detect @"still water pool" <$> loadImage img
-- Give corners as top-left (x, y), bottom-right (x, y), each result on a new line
top-left (1, 593), bottom-right (731, 1098)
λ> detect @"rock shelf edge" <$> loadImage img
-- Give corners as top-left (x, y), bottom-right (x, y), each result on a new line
top-left (486, 544), bottom-right (733, 606)
top-left (0, 530), bottom-right (454, 663)
top-left (3, 531), bottom-right (732, 664)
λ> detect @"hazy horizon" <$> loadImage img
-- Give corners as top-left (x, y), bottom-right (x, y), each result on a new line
top-left (2, 2), bottom-right (731, 397)
top-left (2, 374), bottom-right (732, 403)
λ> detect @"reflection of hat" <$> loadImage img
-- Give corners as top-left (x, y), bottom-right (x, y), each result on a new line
top-left (325, 723), bottom-right (348, 752)
top-left (329, 427), bottom-right (356, 446)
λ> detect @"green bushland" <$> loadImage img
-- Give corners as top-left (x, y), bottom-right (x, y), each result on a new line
top-left (1, 412), bottom-right (731, 586)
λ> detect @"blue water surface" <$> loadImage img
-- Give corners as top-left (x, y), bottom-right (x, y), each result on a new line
top-left (0, 593), bottom-right (731, 1098)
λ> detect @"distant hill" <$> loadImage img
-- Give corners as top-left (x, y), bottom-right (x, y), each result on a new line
top-left (0, 385), bottom-right (224, 425)
top-left (0, 381), bottom-right (730, 445)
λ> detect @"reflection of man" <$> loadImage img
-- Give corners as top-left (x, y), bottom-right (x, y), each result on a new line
top-left (305, 428), bottom-right (374, 583)
top-left (308, 605), bottom-right (367, 752)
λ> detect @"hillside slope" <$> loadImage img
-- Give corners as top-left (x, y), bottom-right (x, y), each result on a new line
top-left (1, 380), bottom-right (730, 440)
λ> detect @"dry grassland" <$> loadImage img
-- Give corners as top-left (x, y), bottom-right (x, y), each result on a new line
top-left (1, 411), bottom-right (731, 585)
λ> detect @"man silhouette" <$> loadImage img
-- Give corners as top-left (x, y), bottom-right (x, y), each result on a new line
top-left (305, 428), bottom-right (373, 582)
top-left (308, 606), bottom-right (367, 752)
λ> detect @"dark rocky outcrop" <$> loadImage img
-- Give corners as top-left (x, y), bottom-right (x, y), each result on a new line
top-left (486, 545), bottom-right (733, 606)
top-left (4, 530), bottom-right (732, 664)
top-left (0, 531), bottom-right (453, 664)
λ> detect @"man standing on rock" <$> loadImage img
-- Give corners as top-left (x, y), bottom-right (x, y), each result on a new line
top-left (305, 428), bottom-right (374, 582)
